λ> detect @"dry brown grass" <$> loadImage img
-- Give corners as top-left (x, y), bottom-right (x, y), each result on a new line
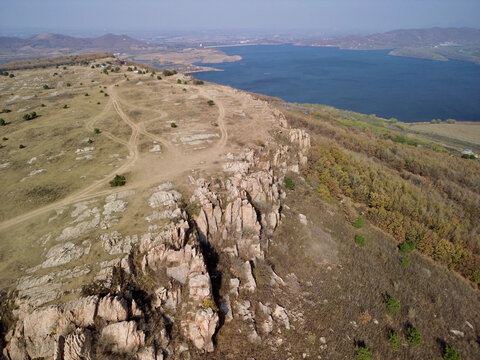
top-left (410, 122), bottom-right (480, 148)
top-left (0, 53), bottom-right (112, 71)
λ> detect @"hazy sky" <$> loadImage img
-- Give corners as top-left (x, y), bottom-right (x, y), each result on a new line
top-left (1, 0), bottom-right (479, 36)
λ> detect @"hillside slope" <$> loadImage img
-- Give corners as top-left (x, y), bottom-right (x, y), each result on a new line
top-left (0, 60), bottom-right (479, 360)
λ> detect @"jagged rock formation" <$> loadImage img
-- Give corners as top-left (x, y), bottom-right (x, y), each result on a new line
top-left (2, 108), bottom-right (310, 359)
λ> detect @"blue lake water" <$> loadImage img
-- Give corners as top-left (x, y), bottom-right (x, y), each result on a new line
top-left (194, 45), bottom-right (480, 123)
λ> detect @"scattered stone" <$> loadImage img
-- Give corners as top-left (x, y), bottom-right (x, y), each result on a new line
top-left (299, 214), bottom-right (307, 225)
top-left (149, 144), bottom-right (162, 153)
top-left (75, 147), bottom-right (95, 154)
top-left (450, 329), bottom-right (465, 337)
top-left (273, 305), bottom-right (290, 329)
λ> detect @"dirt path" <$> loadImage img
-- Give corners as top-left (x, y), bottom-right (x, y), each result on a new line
top-left (197, 87), bottom-right (228, 150)
top-left (0, 81), bottom-right (230, 231)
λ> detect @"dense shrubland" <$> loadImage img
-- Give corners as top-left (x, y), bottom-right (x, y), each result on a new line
top-left (286, 106), bottom-right (480, 286)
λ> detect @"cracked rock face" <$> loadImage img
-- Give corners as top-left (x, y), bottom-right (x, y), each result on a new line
top-left (2, 103), bottom-right (306, 359)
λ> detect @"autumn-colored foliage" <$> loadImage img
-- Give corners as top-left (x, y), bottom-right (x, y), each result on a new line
top-left (293, 107), bottom-right (480, 286)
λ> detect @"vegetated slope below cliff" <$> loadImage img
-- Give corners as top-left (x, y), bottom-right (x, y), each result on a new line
top-left (284, 104), bottom-right (480, 287)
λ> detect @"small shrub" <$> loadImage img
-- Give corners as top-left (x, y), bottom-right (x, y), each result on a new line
top-left (97, 102), bottom-right (101, 104)
top-left (399, 240), bottom-right (417, 254)
top-left (63, 105), bottom-right (68, 109)
top-left (23, 112), bottom-right (38, 121)
top-left (87, 139), bottom-right (93, 144)
top-left (43, 84), bottom-right (50, 89)
top-left (157, 75), bottom-right (162, 80)
top-left (109, 174), bottom-right (126, 187)
top-left (353, 216), bottom-right (364, 228)
top-left (162, 69), bottom-right (177, 76)
top-left (85, 93), bottom-right (89, 96)
top-left (66, 82), bottom-right (71, 87)
top-left (94, 128), bottom-right (101, 134)
top-left (63, 66), bottom-right (67, 70)
top-left (284, 177), bottom-right (295, 190)
top-left (207, 100), bottom-right (215, 106)
top-left (104, 93), bottom-right (109, 97)
top-left (400, 257), bottom-right (410, 267)
top-left (443, 345), bottom-right (461, 360)
top-left (170, 122), bottom-right (178, 128)
top-left (355, 344), bottom-right (372, 360)
top-left (461, 154), bottom-right (476, 159)
top-left (355, 234), bottom-right (366, 247)
top-left (127, 66), bottom-right (133, 71)
top-left (388, 330), bottom-right (400, 350)
top-left (2, 137), bottom-right (8, 141)
top-left (19, 144), bottom-right (26, 149)
top-left (201, 298), bottom-right (219, 312)
top-left (0, 109), bottom-right (11, 113)
top-left (194, 80), bottom-right (204, 85)
top-left (177, 79), bottom-right (182, 84)
top-left (41, 104), bottom-right (46, 107)
top-left (9, 73), bottom-right (14, 78)
top-left (384, 294), bottom-right (400, 313)
top-left (0, 119), bottom-right (5, 126)
top-left (407, 325), bottom-right (422, 347)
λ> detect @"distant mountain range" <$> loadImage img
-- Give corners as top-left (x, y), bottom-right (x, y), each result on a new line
top-left (2, 28), bottom-right (479, 65)
top-left (0, 33), bottom-right (158, 51)
top-left (0, 33), bottom-right (161, 63)
top-left (296, 27), bottom-right (480, 63)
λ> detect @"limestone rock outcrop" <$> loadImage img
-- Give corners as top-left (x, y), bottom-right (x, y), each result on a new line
top-left (2, 99), bottom-right (307, 359)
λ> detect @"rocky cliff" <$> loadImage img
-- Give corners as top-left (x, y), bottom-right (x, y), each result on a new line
top-left (2, 108), bottom-right (311, 360)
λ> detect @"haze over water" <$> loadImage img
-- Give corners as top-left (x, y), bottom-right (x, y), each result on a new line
top-left (195, 45), bottom-right (480, 123)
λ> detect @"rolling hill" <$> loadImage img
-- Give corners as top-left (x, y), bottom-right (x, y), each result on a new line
top-left (296, 27), bottom-right (480, 63)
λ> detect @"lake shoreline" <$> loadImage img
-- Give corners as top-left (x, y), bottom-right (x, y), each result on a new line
top-left (194, 44), bottom-right (480, 123)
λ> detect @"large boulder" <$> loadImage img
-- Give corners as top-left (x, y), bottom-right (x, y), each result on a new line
top-left (97, 295), bottom-right (129, 322)
top-left (100, 321), bottom-right (145, 354)
top-left (62, 328), bottom-right (94, 360)
top-left (22, 306), bottom-right (61, 359)
top-left (186, 309), bottom-right (219, 352)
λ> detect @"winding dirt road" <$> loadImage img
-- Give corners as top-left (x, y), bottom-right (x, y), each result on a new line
top-left (0, 80), bottom-right (228, 231)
